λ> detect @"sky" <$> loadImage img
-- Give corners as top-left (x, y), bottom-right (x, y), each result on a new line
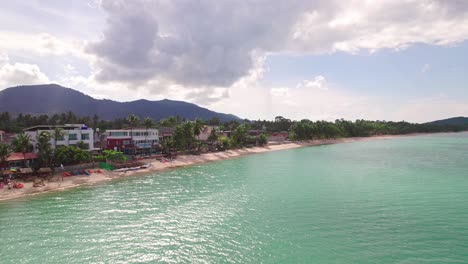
top-left (1, 0), bottom-right (468, 123)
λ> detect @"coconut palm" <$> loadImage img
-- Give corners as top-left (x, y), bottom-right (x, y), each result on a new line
top-left (12, 132), bottom-right (32, 168)
top-left (193, 118), bottom-right (204, 138)
top-left (208, 127), bottom-right (219, 143)
top-left (127, 114), bottom-right (140, 156)
top-left (76, 141), bottom-right (88, 150)
top-left (36, 131), bottom-right (53, 169)
top-left (0, 142), bottom-right (11, 169)
top-left (52, 127), bottom-right (67, 149)
top-left (143, 117), bottom-right (154, 155)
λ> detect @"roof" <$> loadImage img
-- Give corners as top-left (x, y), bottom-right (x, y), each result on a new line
top-left (6, 152), bottom-right (37, 162)
top-left (201, 126), bottom-right (218, 134)
top-left (269, 132), bottom-right (289, 136)
top-left (23, 124), bottom-right (89, 131)
top-left (106, 128), bottom-right (158, 132)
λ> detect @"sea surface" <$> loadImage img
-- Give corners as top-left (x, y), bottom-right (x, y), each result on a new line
top-left (1, 133), bottom-right (468, 263)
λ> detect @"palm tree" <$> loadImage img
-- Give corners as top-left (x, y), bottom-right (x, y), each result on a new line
top-left (12, 133), bottom-right (32, 168)
top-left (207, 128), bottom-right (219, 151)
top-left (76, 141), bottom-right (88, 150)
top-left (92, 114), bottom-right (99, 130)
top-left (208, 128), bottom-right (219, 143)
top-left (127, 114), bottom-right (140, 156)
top-left (0, 142), bottom-right (11, 170)
top-left (143, 117), bottom-right (154, 155)
top-left (36, 131), bottom-right (53, 169)
top-left (193, 118), bottom-right (205, 152)
top-left (193, 118), bottom-right (204, 138)
top-left (52, 127), bottom-right (66, 149)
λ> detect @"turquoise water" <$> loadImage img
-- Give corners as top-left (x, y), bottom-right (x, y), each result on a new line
top-left (1, 133), bottom-right (468, 263)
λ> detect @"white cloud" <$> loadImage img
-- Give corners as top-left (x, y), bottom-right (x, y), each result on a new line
top-left (0, 62), bottom-right (50, 88)
top-left (85, 0), bottom-right (468, 96)
top-left (270, 88), bottom-right (290, 97)
top-left (0, 53), bottom-right (9, 64)
top-left (421, 63), bottom-right (431, 73)
top-left (0, 31), bottom-right (87, 59)
top-left (296, 75), bottom-right (329, 90)
top-left (390, 95), bottom-right (468, 123)
top-left (1, 0), bottom-right (468, 123)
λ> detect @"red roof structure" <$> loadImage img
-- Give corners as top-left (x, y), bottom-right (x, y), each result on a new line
top-left (6, 152), bottom-right (37, 162)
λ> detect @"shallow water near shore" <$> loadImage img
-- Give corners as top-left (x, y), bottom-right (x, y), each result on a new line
top-left (1, 132), bottom-right (468, 263)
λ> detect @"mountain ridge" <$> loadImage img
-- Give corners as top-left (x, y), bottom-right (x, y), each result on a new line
top-left (425, 116), bottom-right (468, 126)
top-left (0, 84), bottom-right (241, 121)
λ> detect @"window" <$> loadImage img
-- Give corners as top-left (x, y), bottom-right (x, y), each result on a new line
top-left (110, 132), bottom-right (128, 137)
top-left (69, 134), bottom-right (77, 140)
top-left (123, 140), bottom-right (130, 145)
top-left (81, 134), bottom-right (90, 140)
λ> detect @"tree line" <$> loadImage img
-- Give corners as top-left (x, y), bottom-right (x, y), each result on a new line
top-left (0, 112), bottom-right (466, 136)
top-left (1, 112), bottom-right (467, 170)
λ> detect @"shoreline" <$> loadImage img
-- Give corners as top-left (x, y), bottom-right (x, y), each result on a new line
top-left (0, 133), bottom-right (440, 202)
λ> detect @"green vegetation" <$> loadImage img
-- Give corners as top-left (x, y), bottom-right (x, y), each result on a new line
top-left (127, 114), bottom-right (140, 156)
top-left (231, 124), bottom-right (249, 147)
top-left (208, 128), bottom-right (219, 143)
top-left (35, 131), bottom-right (54, 169)
top-left (258, 134), bottom-right (268, 146)
top-left (0, 111), bottom-right (467, 169)
top-left (102, 150), bottom-right (127, 161)
top-left (172, 121), bottom-right (196, 150)
top-left (54, 146), bottom-right (92, 166)
top-left (2, 112), bottom-right (465, 136)
top-left (52, 127), bottom-right (66, 149)
top-left (218, 136), bottom-right (231, 151)
top-left (75, 141), bottom-right (89, 150)
top-left (0, 142), bottom-right (11, 169)
top-left (11, 132), bottom-right (32, 166)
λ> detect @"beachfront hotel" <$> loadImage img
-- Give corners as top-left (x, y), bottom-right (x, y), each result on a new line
top-left (105, 128), bottom-right (159, 155)
top-left (24, 124), bottom-right (94, 151)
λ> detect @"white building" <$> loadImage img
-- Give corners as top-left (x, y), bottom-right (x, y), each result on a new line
top-left (105, 128), bottom-right (159, 154)
top-left (24, 124), bottom-right (94, 151)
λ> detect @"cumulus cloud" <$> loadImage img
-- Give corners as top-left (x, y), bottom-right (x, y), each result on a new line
top-left (296, 75), bottom-right (329, 90)
top-left (390, 95), bottom-right (468, 122)
top-left (86, 0), bottom-right (468, 96)
top-left (218, 74), bottom-right (374, 121)
top-left (270, 88), bottom-right (290, 97)
top-left (0, 62), bottom-right (50, 88)
top-left (0, 32), bottom-right (84, 57)
top-left (0, 53), bottom-right (8, 64)
top-left (421, 63), bottom-right (431, 73)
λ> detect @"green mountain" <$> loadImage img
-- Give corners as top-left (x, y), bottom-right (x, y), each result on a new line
top-left (426, 117), bottom-right (468, 126)
top-left (0, 84), bottom-right (240, 121)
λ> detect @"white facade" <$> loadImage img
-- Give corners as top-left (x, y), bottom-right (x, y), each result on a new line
top-left (106, 128), bottom-right (159, 148)
top-left (24, 124), bottom-right (94, 151)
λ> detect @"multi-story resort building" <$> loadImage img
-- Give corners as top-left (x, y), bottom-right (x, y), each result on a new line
top-left (24, 124), bottom-right (94, 151)
top-left (105, 128), bottom-right (159, 155)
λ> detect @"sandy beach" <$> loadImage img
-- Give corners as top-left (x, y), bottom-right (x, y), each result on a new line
top-left (0, 135), bottom-right (407, 202)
